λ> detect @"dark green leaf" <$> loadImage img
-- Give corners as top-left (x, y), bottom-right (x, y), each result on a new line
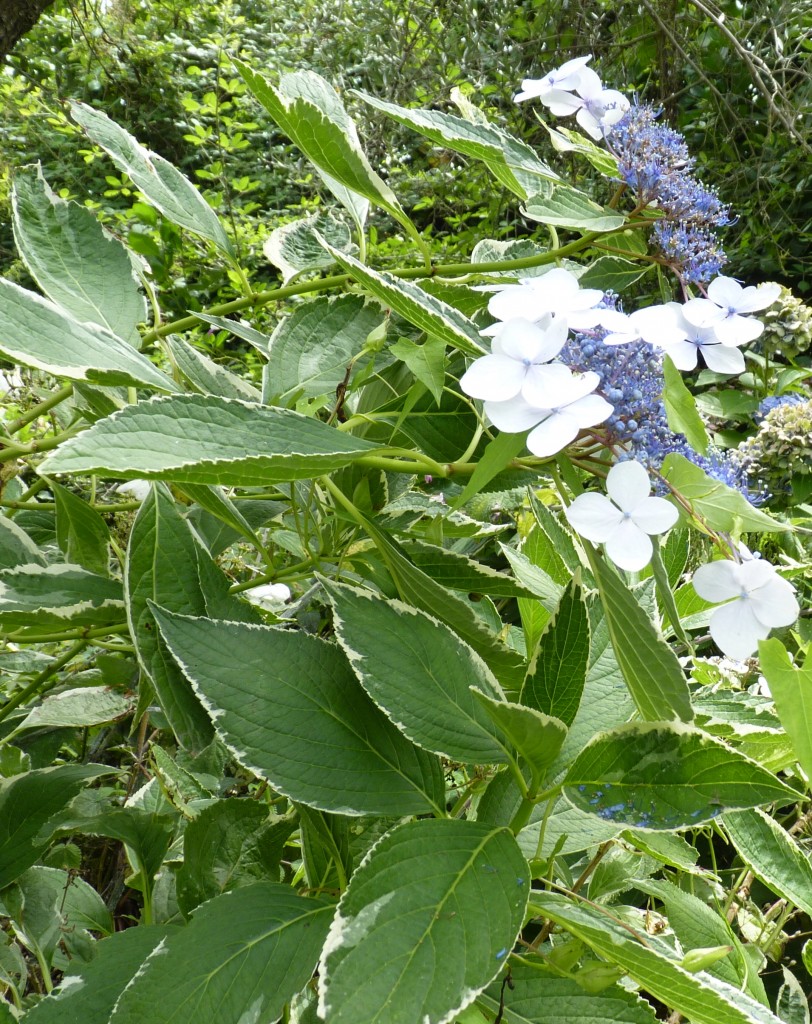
top-left (109, 884), bottom-right (333, 1024)
top-left (522, 577), bottom-right (589, 727)
top-left (176, 800), bottom-right (295, 915)
top-left (325, 578), bottom-right (510, 763)
top-left (153, 608), bottom-right (446, 816)
top-left (579, 255), bottom-right (651, 293)
top-left (0, 765), bottom-right (110, 889)
top-left (319, 819), bottom-right (530, 1024)
top-left (53, 483), bottom-right (111, 575)
top-left (22, 925), bottom-right (172, 1024)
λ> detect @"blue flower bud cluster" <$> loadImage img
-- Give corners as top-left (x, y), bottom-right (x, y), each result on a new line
top-left (562, 316), bottom-right (748, 495)
top-left (609, 102), bottom-right (731, 284)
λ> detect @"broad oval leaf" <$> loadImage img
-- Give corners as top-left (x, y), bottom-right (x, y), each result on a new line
top-left (152, 607), bottom-right (446, 816)
top-left (71, 101), bottom-right (233, 255)
top-left (39, 394), bottom-right (381, 485)
top-left (23, 925), bottom-right (172, 1024)
top-left (0, 279), bottom-right (178, 392)
top-left (523, 187), bottom-right (626, 232)
top-left (0, 764), bottom-right (111, 889)
top-left (579, 255), bottom-right (651, 293)
top-left (325, 578), bottom-right (510, 764)
top-left (0, 563), bottom-right (124, 630)
top-left (176, 799), bottom-right (295, 915)
top-left (266, 294), bottom-right (383, 402)
top-left (109, 884), bottom-right (332, 1024)
top-left (12, 165), bottom-right (146, 344)
top-left (319, 819), bottom-right (530, 1024)
top-left (563, 722), bottom-right (801, 830)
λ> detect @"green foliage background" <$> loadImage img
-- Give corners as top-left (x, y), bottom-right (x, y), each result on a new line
top-left (0, 3), bottom-right (811, 1022)
top-left (2, 0), bottom-right (811, 312)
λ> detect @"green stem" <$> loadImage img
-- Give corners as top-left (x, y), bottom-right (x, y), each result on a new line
top-left (0, 429), bottom-right (80, 465)
top-left (454, 421), bottom-right (484, 468)
top-left (0, 640), bottom-right (88, 727)
top-left (138, 229), bottom-right (615, 348)
top-left (533, 794), bottom-right (559, 863)
top-left (1, 623), bottom-right (130, 646)
top-left (0, 500), bottom-right (141, 512)
top-left (7, 385), bottom-right (75, 435)
top-left (16, 476), bottom-right (51, 502)
top-left (356, 454), bottom-right (448, 476)
top-left (509, 795), bottom-right (535, 835)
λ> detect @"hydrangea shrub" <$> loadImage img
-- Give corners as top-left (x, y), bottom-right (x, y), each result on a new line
top-left (0, 49), bottom-right (809, 1024)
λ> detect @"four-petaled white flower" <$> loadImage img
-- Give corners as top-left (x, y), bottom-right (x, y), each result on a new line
top-left (528, 63), bottom-right (630, 140)
top-left (484, 371), bottom-right (612, 458)
top-left (658, 302), bottom-right (746, 374)
top-left (244, 582), bottom-right (292, 612)
top-left (682, 276), bottom-right (781, 347)
top-left (564, 460), bottom-right (679, 571)
top-left (483, 267), bottom-right (605, 334)
top-left (515, 55), bottom-right (594, 103)
top-left (692, 555), bottom-right (799, 662)
top-left (459, 317), bottom-right (570, 406)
